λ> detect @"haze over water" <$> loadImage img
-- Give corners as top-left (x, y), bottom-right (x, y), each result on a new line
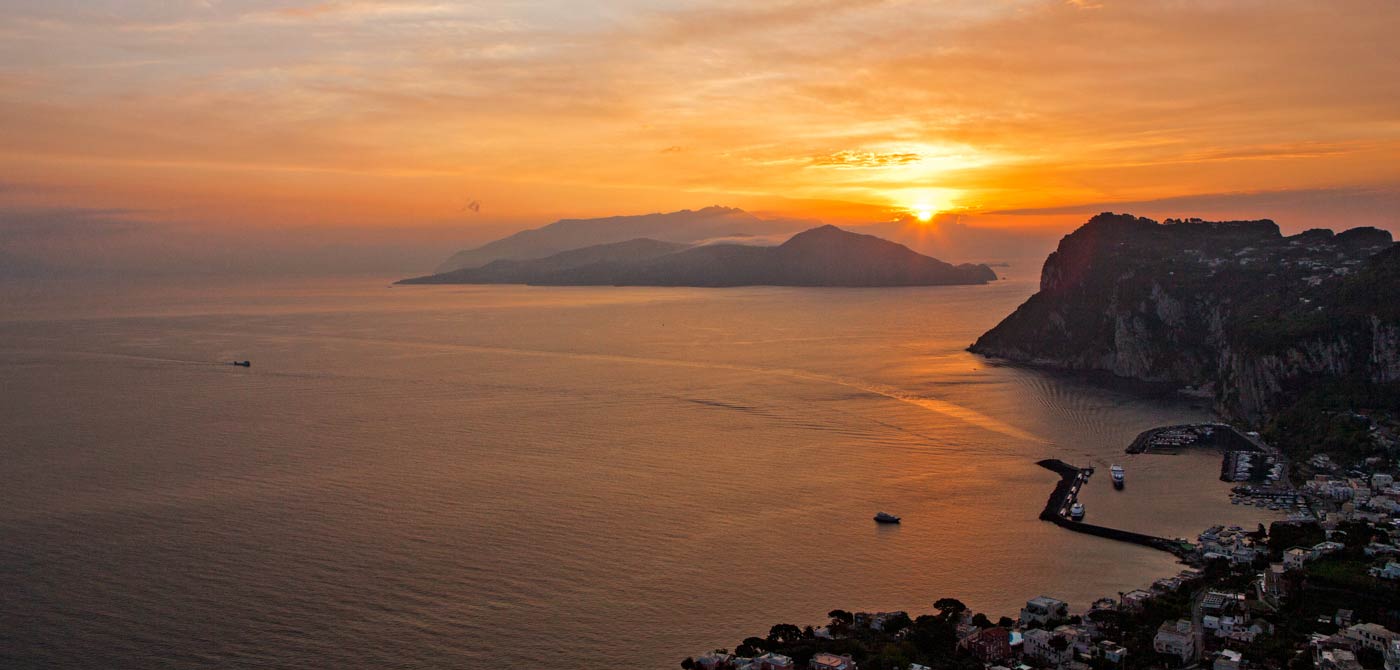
top-left (0, 278), bottom-right (1279, 669)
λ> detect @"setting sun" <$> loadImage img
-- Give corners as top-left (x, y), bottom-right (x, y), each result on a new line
top-left (913, 207), bottom-right (935, 223)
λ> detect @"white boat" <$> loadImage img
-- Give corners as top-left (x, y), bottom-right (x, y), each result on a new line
top-left (1070, 503), bottom-right (1085, 521)
top-left (874, 512), bottom-right (901, 524)
top-left (1111, 465), bottom-right (1125, 489)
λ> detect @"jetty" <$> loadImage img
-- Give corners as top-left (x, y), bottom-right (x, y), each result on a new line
top-left (1036, 459), bottom-right (1194, 558)
top-left (1126, 423), bottom-right (1260, 454)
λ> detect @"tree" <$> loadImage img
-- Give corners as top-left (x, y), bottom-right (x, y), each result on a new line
top-left (768, 624), bottom-right (803, 644)
top-left (907, 614), bottom-right (958, 657)
top-left (971, 613), bottom-right (993, 629)
top-left (934, 598), bottom-right (968, 620)
top-left (884, 611), bottom-right (913, 635)
top-left (741, 637), bottom-right (769, 654)
top-left (681, 658), bottom-right (695, 669)
top-left (829, 609), bottom-right (854, 627)
top-left (997, 616), bottom-right (1015, 629)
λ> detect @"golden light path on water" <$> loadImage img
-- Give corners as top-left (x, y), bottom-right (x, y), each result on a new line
top-left (0, 278), bottom-right (1281, 670)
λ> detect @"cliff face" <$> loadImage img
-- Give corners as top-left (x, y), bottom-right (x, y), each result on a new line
top-left (970, 213), bottom-right (1399, 426)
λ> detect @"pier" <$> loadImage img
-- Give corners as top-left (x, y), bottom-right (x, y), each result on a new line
top-left (1126, 423), bottom-right (1261, 454)
top-left (1036, 459), bottom-right (1194, 558)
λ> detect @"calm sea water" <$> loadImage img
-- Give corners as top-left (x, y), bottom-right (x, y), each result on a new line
top-left (0, 277), bottom-right (1278, 669)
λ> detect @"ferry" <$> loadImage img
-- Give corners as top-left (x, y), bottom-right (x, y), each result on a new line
top-left (873, 512), bottom-right (901, 524)
top-left (1069, 503), bottom-right (1085, 521)
top-left (1110, 465), bottom-right (1125, 489)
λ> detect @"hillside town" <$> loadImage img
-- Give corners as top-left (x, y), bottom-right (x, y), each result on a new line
top-left (683, 445), bottom-right (1400, 670)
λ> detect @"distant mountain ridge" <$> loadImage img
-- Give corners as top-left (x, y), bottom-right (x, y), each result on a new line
top-left (434, 206), bottom-right (811, 273)
top-left (401, 224), bottom-right (997, 287)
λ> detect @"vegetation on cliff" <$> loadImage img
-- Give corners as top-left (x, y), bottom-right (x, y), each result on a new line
top-left (969, 213), bottom-right (1399, 464)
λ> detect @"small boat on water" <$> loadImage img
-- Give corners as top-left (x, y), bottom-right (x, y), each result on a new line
top-left (231, 360), bottom-right (251, 367)
top-left (1069, 502), bottom-right (1085, 521)
top-left (1111, 465), bottom-right (1125, 489)
top-left (874, 512), bottom-right (901, 524)
top-left (1231, 498), bottom-right (1241, 504)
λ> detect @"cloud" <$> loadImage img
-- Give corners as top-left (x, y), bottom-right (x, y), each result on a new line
top-left (987, 187), bottom-right (1400, 233)
top-left (0, 206), bottom-right (141, 242)
top-left (0, 0), bottom-right (1398, 244)
top-left (810, 151), bottom-right (922, 169)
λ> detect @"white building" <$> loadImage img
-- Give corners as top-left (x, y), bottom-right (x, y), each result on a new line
top-left (1373, 562), bottom-right (1400, 580)
top-left (1024, 628), bottom-right (1072, 667)
top-left (1154, 619), bottom-right (1197, 662)
top-left (1098, 642), bottom-right (1128, 664)
top-left (1022, 597), bottom-right (1070, 625)
top-left (1284, 547), bottom-right (1314, 570)
top-left (697, 652), bottom-right (735, 670)
top-left (1214, 650), bottom-right (1243, 670)
top-left (1343, 623), bottom-right (1399, 654)
top-left (751, 652), bottom-right (794, 670)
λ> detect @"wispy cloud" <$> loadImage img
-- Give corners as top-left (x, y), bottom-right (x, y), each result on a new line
top-left (0, 0), bottom-right (1397, 247)
top-left (810, 151), bottom-right (922, 169)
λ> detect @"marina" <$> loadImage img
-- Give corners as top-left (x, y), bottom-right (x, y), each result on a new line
top-left (1036, 459), bottom-right (1193, 558)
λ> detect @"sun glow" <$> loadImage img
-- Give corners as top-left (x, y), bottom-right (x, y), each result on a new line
top-left (913, 206), bottom-right (935, 223)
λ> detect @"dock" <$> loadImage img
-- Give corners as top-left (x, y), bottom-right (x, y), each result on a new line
top-left (1126, 423), bottom-right (1261, 454)
top-left (1036, 459), bottom-right (1194, 558)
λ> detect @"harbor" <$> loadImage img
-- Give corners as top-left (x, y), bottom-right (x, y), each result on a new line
top-left (1127, 422), bottom-right (1310, 519)
top-left (1035, 459), bottom-right (1195, 558)
top-left (1126, 422), bottom-right (1261, 454)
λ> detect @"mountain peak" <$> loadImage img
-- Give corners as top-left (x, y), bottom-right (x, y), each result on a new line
top-left (433, 206), bottom-right (804, 273)
top-left (779, 224), bottom-right (868, 246)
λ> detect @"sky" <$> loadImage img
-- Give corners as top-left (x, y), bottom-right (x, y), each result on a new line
top-left (1, 0), bottom-right (1399, 275)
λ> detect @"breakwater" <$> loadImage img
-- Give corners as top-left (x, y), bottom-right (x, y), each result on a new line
top-left (1126, 423), bottom-right (1261, 454)
top-left (1036, 459), bottom-right (1194, 558)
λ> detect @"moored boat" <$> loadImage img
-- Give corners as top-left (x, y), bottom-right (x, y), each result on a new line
top-left (1110, 465), bottom-right (1125, 489)
top-left (1069, 502), bottom-right (1085, 521)
top-left (874, 512), bottom-right (901, 524)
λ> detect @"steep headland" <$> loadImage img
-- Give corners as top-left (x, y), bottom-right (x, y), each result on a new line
top-left (970, 212), bottom-right (1400, 462)
top-left (401, 224), bottom-right (998, 287)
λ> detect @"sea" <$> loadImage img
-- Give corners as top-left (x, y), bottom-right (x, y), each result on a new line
top-left (0, 277), bottom-right (1281, 669)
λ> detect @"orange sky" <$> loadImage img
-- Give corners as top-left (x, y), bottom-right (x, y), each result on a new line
top-left (2, 0), bottom-right (1399, 273)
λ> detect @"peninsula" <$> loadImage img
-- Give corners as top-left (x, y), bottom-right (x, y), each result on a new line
top-left (970, 213), bottom-right (1399, 468)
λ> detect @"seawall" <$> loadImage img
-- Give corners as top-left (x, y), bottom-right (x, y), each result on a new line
top-left (1036, 459), bottom-right (1193, 558)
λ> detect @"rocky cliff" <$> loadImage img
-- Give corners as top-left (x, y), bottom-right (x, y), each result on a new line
top-left (970, 213), bottom-right (1400, 435)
